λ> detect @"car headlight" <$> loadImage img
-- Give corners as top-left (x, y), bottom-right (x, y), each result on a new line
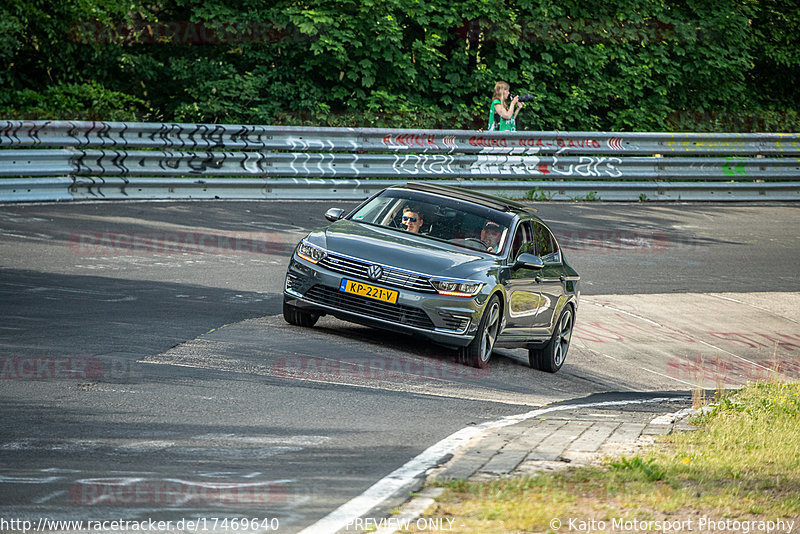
top-left (296, 240), bottom-right (327, 264)
top-left (431, 280), bottom-right (484, 297)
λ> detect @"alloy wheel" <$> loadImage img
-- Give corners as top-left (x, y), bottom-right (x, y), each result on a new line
top-left (479, 300), bottom-right (501, 362)
top-left (553, 308), bottom-right (573, 367)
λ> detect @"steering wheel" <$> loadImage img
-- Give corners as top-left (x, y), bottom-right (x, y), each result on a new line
top-left (463, 237), bottom-right (490, 249)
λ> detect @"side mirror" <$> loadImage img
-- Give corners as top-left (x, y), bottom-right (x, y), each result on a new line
top-left (514, 253), bottom-right (544, 270)
top-left (325, 208), bottom-right (345, 222)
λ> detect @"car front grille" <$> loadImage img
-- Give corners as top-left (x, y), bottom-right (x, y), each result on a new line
top-left (318, 253), bottom-right (435, 293)
top-left (303, 284), bottom-right (436, 330)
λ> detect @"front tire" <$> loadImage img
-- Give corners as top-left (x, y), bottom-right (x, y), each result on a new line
top-left (283, 300), bottom-right (319, 327)
top-left (529, 305), bottom-right (574, 373)
top-left (458, 295), bottom-right (501, 369)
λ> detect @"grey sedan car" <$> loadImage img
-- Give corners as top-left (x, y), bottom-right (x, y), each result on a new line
top-left (283, 182), bottom-right (580, 372)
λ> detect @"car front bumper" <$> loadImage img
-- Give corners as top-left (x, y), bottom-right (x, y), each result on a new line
top-left (283, 256), bottom-right (486, 348)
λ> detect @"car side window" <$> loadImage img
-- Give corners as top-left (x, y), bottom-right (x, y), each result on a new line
top-left (510, 221), bottom-right (533, 261)
top-left (533, 222), bottom-right (561, 264)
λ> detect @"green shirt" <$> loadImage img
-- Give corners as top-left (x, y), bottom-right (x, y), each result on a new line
top-left (488, 99), bottom-right (516, 131)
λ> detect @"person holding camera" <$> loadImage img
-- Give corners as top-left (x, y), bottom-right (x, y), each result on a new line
top-left (488, 81), bottom-right (523, 131)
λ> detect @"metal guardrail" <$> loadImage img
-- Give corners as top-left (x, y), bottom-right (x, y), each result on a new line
top-left (4, 177), bottom-right (798, 203)
top-left (1, 120), bottom-right (799, 202)
top-left (2, 149), bottom-right (798, 181)
top-left (3, 120), bottom-right (800, 155)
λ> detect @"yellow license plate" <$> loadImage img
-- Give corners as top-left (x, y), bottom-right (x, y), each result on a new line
top-left (339, 279), bottom-right (398, 304)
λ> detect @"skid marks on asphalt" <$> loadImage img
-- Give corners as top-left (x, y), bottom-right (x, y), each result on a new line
top-left (571, 292), bottom-right (800, 389)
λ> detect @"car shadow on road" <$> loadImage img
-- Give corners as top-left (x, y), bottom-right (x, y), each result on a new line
top-left (291, 315), bottom-right (642, 398)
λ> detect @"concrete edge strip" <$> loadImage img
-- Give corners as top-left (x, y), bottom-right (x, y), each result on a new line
top-left (297, 396), bottom-right (686, 534)
top-left (650, 407), bottom-right (695, 425)
top-left (373, 487), bottom-right (445, 534)
top-left (378, 404), bottom-right (698, 534)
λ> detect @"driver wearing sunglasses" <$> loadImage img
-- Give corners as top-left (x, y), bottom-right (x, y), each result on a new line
top-left (401, 205), bottom-right (424, 233)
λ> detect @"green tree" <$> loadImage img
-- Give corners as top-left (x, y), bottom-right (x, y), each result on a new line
top-left (1, 0), bottom-right (797, 131)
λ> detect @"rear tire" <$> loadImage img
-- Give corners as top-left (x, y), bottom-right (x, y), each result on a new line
top-left (283, 300), bottom-right (319, 327)
top-left (529, 305), bottom-right (574, 373)
top-left (458, 295), bottom-right (501, 369)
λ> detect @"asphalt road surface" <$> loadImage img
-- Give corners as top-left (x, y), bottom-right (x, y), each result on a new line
top-left (0, 201), bottom-right (798, 533)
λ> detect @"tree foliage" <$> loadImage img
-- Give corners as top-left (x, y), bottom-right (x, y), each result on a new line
top-left (1, 0), bottom-right (798, 131)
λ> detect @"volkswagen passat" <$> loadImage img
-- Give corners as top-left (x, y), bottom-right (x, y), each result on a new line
top-left (283, 182), bottom-right (580, 372)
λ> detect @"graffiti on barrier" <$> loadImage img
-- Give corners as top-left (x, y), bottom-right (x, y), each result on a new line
top-left (468, 155), bottom-right (541, 175)
top-left (466, 136), bottom-right (607, 152)
top-left (722, 157), bottom-right (748, 177)
top-left (381, 134), bottom-right (441, 150)
top-left (390, 154), bottom-right (456, 175)
top-left (544, 155), bottom-right (624, 178)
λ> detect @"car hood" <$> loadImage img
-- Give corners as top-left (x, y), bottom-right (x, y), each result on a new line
top-left (306, 220), bottom-right (496, 279)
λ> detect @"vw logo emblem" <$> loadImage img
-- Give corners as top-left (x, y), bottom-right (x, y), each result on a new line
top-left (367, 264), bottom-right (383, 281)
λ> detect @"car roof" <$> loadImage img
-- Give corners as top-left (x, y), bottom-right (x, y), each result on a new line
top-left (392, 182), bottom-right (538, 216)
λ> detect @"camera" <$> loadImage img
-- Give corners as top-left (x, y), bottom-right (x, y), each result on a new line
top-left (509, 93), bottom-right (535, 102)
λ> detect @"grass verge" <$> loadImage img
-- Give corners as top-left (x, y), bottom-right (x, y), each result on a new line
top-left (404, 381), bottom-right (800, 533)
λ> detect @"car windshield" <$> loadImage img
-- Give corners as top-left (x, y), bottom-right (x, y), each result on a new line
top-left (348, 189), bottom-right (513, 255)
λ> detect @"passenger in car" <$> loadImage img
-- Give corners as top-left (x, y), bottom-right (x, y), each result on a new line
top-left (481, 220), bottom-right (503, 252)
top-left (402, 205), bottom-right (425, 233)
